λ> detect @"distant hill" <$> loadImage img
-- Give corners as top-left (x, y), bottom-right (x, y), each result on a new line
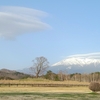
top-left (0, 68), bottom-right (32, 80)
top-left (17, 68), bottom-right (33, 75)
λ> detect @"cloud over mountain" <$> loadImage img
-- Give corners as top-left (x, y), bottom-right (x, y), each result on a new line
top-left (68, 52), bottom-right (100, 59)
top-left (0, 6), bottom-right (51, 39)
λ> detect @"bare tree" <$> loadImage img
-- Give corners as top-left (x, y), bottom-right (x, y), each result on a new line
top-left (58, 70), bottom-right (67, 81)
top-left (30, 56), bottom-right (49, 78)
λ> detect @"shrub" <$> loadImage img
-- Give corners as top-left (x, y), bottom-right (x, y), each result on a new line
top-left (89, 82), bottom-right (100, 92)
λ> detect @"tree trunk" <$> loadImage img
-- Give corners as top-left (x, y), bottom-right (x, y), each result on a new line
top-left (36, 73), bottom-right (39, 78)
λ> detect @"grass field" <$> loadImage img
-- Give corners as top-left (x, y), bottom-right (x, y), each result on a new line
top-left (0, 84), bottom-right (92, 100)
top-left (0, 79), bottom-right (94, 100)
top-left (0, 92), bottom-right (99, 100)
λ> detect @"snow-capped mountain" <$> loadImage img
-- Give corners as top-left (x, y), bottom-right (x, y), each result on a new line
top-left (50, 53), bottom-right (100, 73)
top-left (52, 58), bottom-right (100, 67)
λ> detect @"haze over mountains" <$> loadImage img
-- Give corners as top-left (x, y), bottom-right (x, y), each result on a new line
top-left (50, 53), bottom-right (100, 73)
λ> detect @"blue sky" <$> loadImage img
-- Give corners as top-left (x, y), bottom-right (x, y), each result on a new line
top-left (0, 0), bottom-right (100, 70)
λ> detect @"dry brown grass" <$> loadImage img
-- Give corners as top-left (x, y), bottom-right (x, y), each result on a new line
top-left (0, 86), bottom-right (90, 93)
top-left (0, 78), bottom-right (90, 93)
top-left (0, 78), bottom-right (89, 85)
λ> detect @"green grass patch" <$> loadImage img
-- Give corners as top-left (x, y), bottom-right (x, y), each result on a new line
top-left (0, 92), bottom-right (100, 100)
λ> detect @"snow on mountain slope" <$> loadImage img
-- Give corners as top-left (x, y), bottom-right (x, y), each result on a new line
top-left (51, 53), bottom-right (100, 73)
top-left (52, 57), bottom-right (100, 67)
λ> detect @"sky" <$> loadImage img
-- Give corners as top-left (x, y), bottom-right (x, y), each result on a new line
top-left (0, 0), bottom-right (100, 70)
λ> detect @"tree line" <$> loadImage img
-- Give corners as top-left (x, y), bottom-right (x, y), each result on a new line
top-left (44, 70), bottom-right (100, 82)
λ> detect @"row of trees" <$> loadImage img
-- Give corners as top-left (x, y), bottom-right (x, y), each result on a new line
top-left (30, 56), bottom-right (100, 82)
top-left (44, 70), bottom-right (100, 82)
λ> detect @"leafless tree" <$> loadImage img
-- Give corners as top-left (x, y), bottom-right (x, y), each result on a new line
top-left (30, 56), bottom-right (49, 78)
top-left (58, 70), bottom-right (67, 81)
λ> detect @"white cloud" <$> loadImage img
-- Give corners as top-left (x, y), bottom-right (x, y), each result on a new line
top-left (0, 6), bottom-right (51, 39)
top-left (68, 52), bottom-right (100, 59)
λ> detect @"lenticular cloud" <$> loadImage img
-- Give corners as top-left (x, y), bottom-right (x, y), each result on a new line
top-left (0, 6), bottom-right (51, 39)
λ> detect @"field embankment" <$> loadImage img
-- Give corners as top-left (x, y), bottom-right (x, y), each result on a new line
top-left (0, 78), bottom-right (89, 87)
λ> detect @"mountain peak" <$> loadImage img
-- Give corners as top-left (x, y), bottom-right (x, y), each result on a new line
top-left (51, 53), bottom-right (100, 73)
top-left (52, 57), bottom-right (100, 67)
